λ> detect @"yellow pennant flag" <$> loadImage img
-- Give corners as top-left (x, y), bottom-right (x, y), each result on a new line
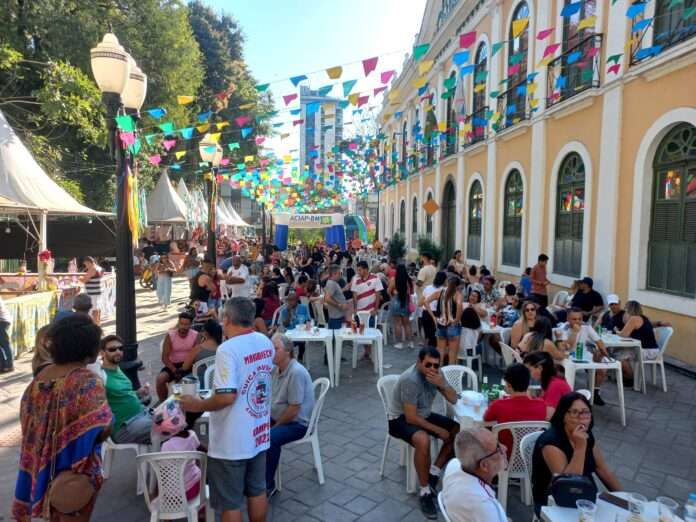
top-left (492, 111), bottom-right (501, 121)
top-left (239, 102), bottom-right (255, 110)
top-left (387, 88), bottom-right (401, 101)
top-left (512, 18), bottom-right (529, 38)
top-left (530, 98), bottom-right (539, 107)
top-left (177, 95), bottom-right (194, 105)
top-left (462, 123), bottom-right (473, 133)
top-left (326, 66), bottom-right (343, 79)
top-left (209, 132), bottom-right (221, 143)
top-left (216, 121), bottom-right (229, 130)
top-left (197, 123), bottom-right (210, 133)
top-left (537, 56), bottom-right (554, 67)
top-left (418, 60), bottom-right (434, 75)
top-left (281, 133), bottom-right (290, 140)
top-left (175, 151), bottom-right (187, 160)
top-left (348, 93), bottom-right (359, 105)
top-left (244, 155), bottom-right (254, 163)
top-left (437, 121), bottom-right (447, 132)
top-left (474, 83), bottom-right (486, 93)
top-left (577, 15), bottom-right (596, 31)
top-left (528, 82), bottom-right (538, 94)
top-left (412, 76), bottom-right (428, 89)
top-left (283, 155), bottom-right (293, 162)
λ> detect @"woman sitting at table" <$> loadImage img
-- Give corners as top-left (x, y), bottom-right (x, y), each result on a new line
top-left (616, 300), bottom-right (662, 354)
top-left (531, 392), bottom-right (622, 516)
top-left (510, 300), bottom-right (537, 349)
top-left (462, 288), bottom-right (487, 319)
top-left (519, 317), bottom-right (567, 361)
top-left (458, 306), bottom-right (481, 363)
top-left (261, 282), bottom-right (281, 326)
top-left (524, 351), bottom-right (572, 418)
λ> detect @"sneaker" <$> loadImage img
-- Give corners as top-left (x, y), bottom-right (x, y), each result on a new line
top-left (428, 473), bottom-right (439, 493)
top-left (419, 492), bottom-right (438, 520)
top-left (394, 342), bottom-right (404, 349)
top-left (593, 391), bottom-right (606, 406)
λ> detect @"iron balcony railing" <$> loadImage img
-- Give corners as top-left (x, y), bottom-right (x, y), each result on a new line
top-left (629, 6), bottom-right (696, 65)
top-left (546, 33), bottom-right (603, 109)
top-left (462, 106), bottom-right (489, 148)
top-left (495, 79), bottom-right (530, 132)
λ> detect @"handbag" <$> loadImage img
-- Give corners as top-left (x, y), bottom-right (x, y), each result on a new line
top-left (408, 300), bottom-right (416, 314)
top-left (549, 473), bottom-right (597, 508)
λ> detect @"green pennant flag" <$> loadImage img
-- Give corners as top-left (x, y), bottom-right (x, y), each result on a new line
top-left (441, 90), bottom-right (453, 99)
top-left (144, 134), bottom-right (156, 146)
top-left (115, 115), bottom-right (135, 132)
top-left (668, 0), bottom-right (683, 7)
top-left (228, 142), bottom-right (240, 150)
top-left (485, 110), bottom-right (494, 120)
top-left (338, 100), bottom-right (350, 109)
top-left (474, 70), bottom-right (488, 83)
top-left (581, 69), bottom-right (594, 82)
top-left (255, 83), bottom-right (270, 92)
top-left (492, 41), bottom-right (506, 57)
top-left (489, 90), bottom-right (500, 99)
top-left (685, 5), bottom-right (696, 18)
top-left (607, 53), bottom-right (623, 64)
top-left (158, 122), bottom-right (175, 135)
top-left (342, 79), bottom-right (357, 97)
top-left (499, 77), bottom-right (510, 86)
top-left (443, 76), bottom-right (457, 90)
top-left (413, 43), bottom-right (431, 61)
top-left (509, 52), bottom-right (525, 65)
top-left (128, 138), bottom-right (141, 156)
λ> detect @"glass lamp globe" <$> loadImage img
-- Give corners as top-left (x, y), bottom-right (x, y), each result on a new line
top-left (90, 33), bottom-right (131, 95)
top-left (122, 55), bottom-right (147, 111)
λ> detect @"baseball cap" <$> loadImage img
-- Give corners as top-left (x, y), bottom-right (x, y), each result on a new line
top-left (607, 294), bottom-right (620, 305)
top-left (581, 276), bottom-right (594, 287)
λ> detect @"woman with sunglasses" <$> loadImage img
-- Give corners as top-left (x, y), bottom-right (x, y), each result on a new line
top-left (531, 392), bottom-right (622, 515)
top-left (510, 300), bottom-right (538, 349)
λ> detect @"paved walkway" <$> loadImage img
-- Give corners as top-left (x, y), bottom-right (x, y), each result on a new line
top-left (2, 278), bottom-right (695, 521)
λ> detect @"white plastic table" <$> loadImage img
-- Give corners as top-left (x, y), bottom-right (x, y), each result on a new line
top-left (479, 323), bottom-right (510, 367)
top-left (562, 350), bottom-right (626, 426)
top-left (334, 328), bottom-right (383, 386)
top-left (286, 327), bottom-right (335, 387)
top-left (600, 333), bottom-right (643, 392)
top-left (541, 498), bottom-right (683, 521)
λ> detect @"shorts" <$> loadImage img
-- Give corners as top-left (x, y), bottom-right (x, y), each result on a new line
top-left (607, 345), bottom-right (638, 362)
top-left (160, 362), bottom-right (187, 380)
top-left (436, 325), bottom-right (462, 338)
top-left (208, 451), bottom-right (267, 511)
top-left (388, 413), bottom-right (458, 444)
top-left (389, 299), bottom-right (410, 317)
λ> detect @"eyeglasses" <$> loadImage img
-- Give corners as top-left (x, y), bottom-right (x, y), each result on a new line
top-left (105, 345), bottom-right (124, 353)
top-left (424, 362), bottom-right (440, 369)
top-left (476, 443), bottom-right (505, 467)
top-left (567, 409), bottom-right (592, 418)
top-left (524, 307), bottom-right (537, 313)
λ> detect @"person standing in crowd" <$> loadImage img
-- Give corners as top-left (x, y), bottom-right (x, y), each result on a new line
top-left (520, 267), bottom-right (532, 297)
top-left (156, 312), bottom-right (199, 401)
top-left (180, 297), bottom-right (273, 522)
top-left (190, 258), bottom-right (216, 305)
top-left (0, 296), bottom-right (13, 373)
top-left (425, 275), bottom-right (463, 366)
top-left (155, 253), bottom-right (176, 310)
top-left (226, 256), bottom-right (250, 298)
top-left (265, 333), bottom-right (315, 496)
top-left (349, 261), bottom-right (383, 359)
top-left (81, 256), bottom-right (103, 325)
top-left (388, 346), bottom-right (459, 519)
top-left (442, 428), bottom-right (508, 522)
top-left (13, 315), bottom-right (112, 521)
top-left (570, 277), bottom-right (604, 321)
top-left (388, 264), bottom-right (414, 349)
top-left (416, 252), bottom-right (437, 296)
top-left (530, 254), bottom-right (550, 307)
top-left (420, 271), bottom-right (447, 348)
top-left (323, 265), bottom-right (350, 329)
top-left (101, 334), bottom-right (153, 444)
top-left (182, 247), bottom-right (201, 291)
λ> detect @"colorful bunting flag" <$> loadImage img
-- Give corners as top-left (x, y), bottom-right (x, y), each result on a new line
top-left (418, 60), bottom-right (434, 75)
top-left (144, 134), bottom-right (156, 146)
top-left (209, 133), bottom-right (221, 143)
top-left (543, 43), bottom-right (561, 57)
top-left (241, 127), bottom-right (253, 138)
top-left (255, 137), bottom-right (265, 145)
top-left (158, 122), bottom-right (175, 135)
top-left (492, 41), bottom-right (506, 56)
top-left (443, 76), bottom-right (457, 90)
top-left (459, 31), bottom-right (477, 49)
top-left (306, 102), bottom-right (320, 115)
top-left (380, 70), bottom-right (396, 84)
top-left (460, 65), bottom-right (475, 76)
top-left (561, 2), bottom-right (582, 17)
top-left (357, 95), bottom-right (369, 107)
top-left (626, 3), bottom-right (646, 19)
top-left (326, 66), bottom-right (343, 79)
top-left (292, 119), bottom-right (304, 126)
top-left (317, 85), bottom-right (333, 96)
top-left (177, 95), bottom-right (194, 105)
top-left (175, 151), bottom-right (186, 160)
top-left (228, 142), bottom-right (240, 150)
top-left (362, 56), bottom-right (378, 76)
top-left (290, 75), bottom-right (308, 87)
top-left (119, 131), bottom-right (135, 146)
top-left (148, 155), bottom-right (161, 166)
top-left (413, 43), bottom-right (430, 61)
top-left (607, 53), bottom-right (623, 64)
top-left (283, 93), bottom-right (298, 105)
top-left (162, 139), bottom-right (176, 150)
top-left (578, 15), bottom-right (597, 30)
top-left (115, 115), bottom-right (135, 132)
top-left (196, 123), bottom-right (209, 134)
top-left (255, 83), bottom-right (270, 92)
top-left (374, 86), bottom-right (387, 96)
top-left (512, 18), bottom-right (529, 38)
top-left (244, 155), bottom-right (254, 163)
top-left (342, 79), bottom-right (358, 96)
top-left (197, 111), bottom-right (212, 123)
top-left (348, 93), bottom-right (360, 106)
top-left (537, 27), bottom-right (554, 40)
top-left (607, 63), bottom-right (621, 75)
top-left (453, 50), bottom-right (470, 65)
top-left (146, 108), bottom-right (167, 120)
top-left (239, 102), bottom-right (255, 110)
top-left (685, 6), bottom-right (696, 19)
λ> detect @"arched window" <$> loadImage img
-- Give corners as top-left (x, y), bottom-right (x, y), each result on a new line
top-left (471, 43), bottom-right (488, 143)
top-left (399, 199), bottom-right (406, 236)
top-left (502, 170), bottom-right (524, 267)
top-left (506, 2), bottom-right (530, 125)
top-left (426, 192), bottom-right (434, 239)
top-left (467, 180), bottom-right (483, 260)
top-left (442, 180), bottom-right (457, 260)
top-left (401, 120), bottom-right (408, 165)
top-left (554, 153), bottom-right (586, 277)
top-left (411, 196), bottom-right (418, 247)
top-left (445, 71), bottom-right (457, 156)
top-left (647, 123), bottom-right (696, 296)
top-left (390, 202), bottom-right (395, 236)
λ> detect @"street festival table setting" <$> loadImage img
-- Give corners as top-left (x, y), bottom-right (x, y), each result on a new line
top-left (541, 491), bottom-right (685, 522)
top-left (599, 332), bottom-right (643, 392)
top-left (333, 326), bottom-right (384, 386)
top-left (285, 326), bottom-right (336, 387)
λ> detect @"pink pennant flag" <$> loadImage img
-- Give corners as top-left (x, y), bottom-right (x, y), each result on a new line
top-left (543, 43), bottom-right (561, 57)
top-left (585, 47), bottom-right (600, 58)
top-left (119, 131), bottom-right (135, 146)
top-left (221, 158), bottom-right (230, 166)
top-left (148, 155), bottom-right (161, 166)
top-left (260, 159), bottom-right (270, 167)
top-left (235, 115), bottom-right (252, 127)
top-left (380, 70), bottom-right (395, 84)
top-left (362, 56), bottom-right (379, 77)
top-left (537, 27), bottom-right (554, 40)
top-left (607, 63), bottom-right (621, 75)
top-left (459, 31), bottom-right (477, 49)
top-left (162, 139), bottom-right (176, 151)
top-left (508, 63), bottom-right (521, 76)
top-left (283, 93), bottom-right (298, 106)
top-left (255, 136), bottom-right (265, 145)
top-left (348, 143), bottom-right (358, 150)
top-left (357, 95), bottom-right (369, 107)
top-left (373, 86), bottom-right (387, 96)
top-left (293, 119), bottom-right (304, 126)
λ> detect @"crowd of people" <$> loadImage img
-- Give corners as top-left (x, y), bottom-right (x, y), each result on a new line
top-left (8, 237), bottom-right (671, 522)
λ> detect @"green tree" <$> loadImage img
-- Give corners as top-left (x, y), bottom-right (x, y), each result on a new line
top-left (388, 232), bottom-right (406, 262)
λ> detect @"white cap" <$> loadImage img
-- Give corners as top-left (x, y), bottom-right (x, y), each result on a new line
top-left (607, 294), bottom-right (620, 305)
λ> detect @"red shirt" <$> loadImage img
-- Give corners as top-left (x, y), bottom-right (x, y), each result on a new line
top-left (542, 376), bottom-right (572, 409)
top-left (484, 395), bottom-right (547, 458)
top-left (530, 263), bottom-right (547, 295)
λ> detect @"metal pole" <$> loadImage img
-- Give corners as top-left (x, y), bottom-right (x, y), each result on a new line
top-left (207, 169), bottom-right (217, 266)
top-left (261, 204), bottom-right (267, 247)
top-left (105, 93), bottom-right (140, 387)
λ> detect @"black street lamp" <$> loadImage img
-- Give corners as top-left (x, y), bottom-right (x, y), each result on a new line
top-left (90, 32), bottom-right (147, 387)
top-left (198, 134), bottom-right (222, 266)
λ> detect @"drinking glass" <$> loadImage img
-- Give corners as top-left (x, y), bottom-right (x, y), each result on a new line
top-left (629, 493), bottom-right (648, 521)
top-left (656, 496), bottom-right (679, 522)
top-left (172, 383), bottom-right (182, 400)
top-left (576, 499), bottom-right (596, 522)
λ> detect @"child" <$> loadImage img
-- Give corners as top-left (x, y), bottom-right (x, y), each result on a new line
top-left (191, 300), bottom-right (216, 332)
top-left (520, 267), bottom-right (532, 297)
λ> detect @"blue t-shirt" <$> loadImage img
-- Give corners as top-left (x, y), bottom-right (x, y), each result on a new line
top-left (280, 304), bottom-right (310, 330)
top-left (520, 275), bottom-right (532, 297)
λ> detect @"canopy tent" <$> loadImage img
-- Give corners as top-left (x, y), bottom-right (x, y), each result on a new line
top-left (0, 194), bottom-right (39, 213)
top-left (273, 213), bottom-right (346, 251)
top-left (176, 178), bottom-right (190, 201)
top-left (225, 201), bottom-right (251, 227)
top-left (146, 171), bottom-right (187, 224)
top-left (216, 203), bottom-right (237, 226)
top-left (0, 110), bottom-right (106, 216)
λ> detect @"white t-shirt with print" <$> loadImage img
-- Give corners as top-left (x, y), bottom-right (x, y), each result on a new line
top-left (226, 264), bottom-right (250, 298)
top-left (558, 323), bottom-right (600, 347)
top-left (208, 331), bottom-right (274, 460)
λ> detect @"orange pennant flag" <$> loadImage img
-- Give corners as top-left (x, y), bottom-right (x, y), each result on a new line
top-left (326, 66), bottom-right (343, 79)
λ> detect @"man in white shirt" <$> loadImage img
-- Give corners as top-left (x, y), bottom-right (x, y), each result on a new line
top-left (181, 297), bottom-right (273, 522)
top-left (226, 256), bottom-right (250, 298)
top-left (348, 261), bottom-right (383, 359)
top-left (442, 428), bottom-right (509, 522)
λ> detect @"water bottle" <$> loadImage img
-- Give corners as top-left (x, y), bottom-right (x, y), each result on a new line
top-left (685, 493), bottom-right (696, 522)
top-left (481, 376), bottom-right (489, 406)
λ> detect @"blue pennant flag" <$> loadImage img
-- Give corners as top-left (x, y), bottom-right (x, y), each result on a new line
top-left (460, 65), bottom-right (475, 77)
top-left (146, 107), bottom-right (167, 120)
top-left (241, 127), bottom-right (253, 138)
top-left (197, 111), bottom-right (212, 123)
top-left (290, 75), bottom-right (308, 87)
top-left (179, 127), bottom-right (194, 139)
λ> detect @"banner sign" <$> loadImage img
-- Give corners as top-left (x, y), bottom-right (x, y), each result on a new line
top-left (273, 213), bottom-right (344, 229)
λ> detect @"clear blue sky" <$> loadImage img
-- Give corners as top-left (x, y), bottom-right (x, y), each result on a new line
top-left (203, 0), bottom-right (426, 154)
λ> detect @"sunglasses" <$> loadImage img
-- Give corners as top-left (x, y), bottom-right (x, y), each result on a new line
top-left (524, 307), bottom-right (537, 312)
top-left (105, 345), bottom-right (124, 353)
top-left (424, 362), bottom-right (440, 369)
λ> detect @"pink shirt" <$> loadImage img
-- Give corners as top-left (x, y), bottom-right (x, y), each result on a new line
top-left (168, 329), bottom-right (198, 364)
top-left (161, 430), bottom-right (201, 492)
top-left (542, 376), bottom-right (572, 409)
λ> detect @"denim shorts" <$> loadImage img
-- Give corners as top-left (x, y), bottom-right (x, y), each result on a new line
top-left (436, 325), bottom-right (462, 338)
top-left (389, 298), bottom-right (410, 317)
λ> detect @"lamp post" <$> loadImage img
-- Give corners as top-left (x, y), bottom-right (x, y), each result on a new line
top-left (199, 135), bottom-right (222, 267)
top-left (90, 32), bottom-right (147, 387)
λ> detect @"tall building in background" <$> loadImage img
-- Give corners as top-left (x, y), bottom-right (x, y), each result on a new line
top-left (299, 85), bottom-right (344, 189)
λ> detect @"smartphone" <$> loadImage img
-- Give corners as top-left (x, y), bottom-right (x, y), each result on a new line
top-left (598, 492), bottom-right (630, 511)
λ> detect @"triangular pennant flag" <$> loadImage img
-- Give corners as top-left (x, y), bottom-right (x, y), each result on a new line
top-left (626, 3), bottom-right (646, 19)
top-left (216, 121), bottom-right (229, 130)
top-left (362, 56), bottom-right (378, 76)
top-left (607, 53), bottom-right (623, 64)
top-left (145, 134), bottom-right (156, 146)
top-left (607, 63), bottom-right (621, 75)
top-left (412, 76), bottom-right (428, 88)
top-left (292, 119), bottom-right (304, 126)
top-left (119, 131), bottom-right (135, 146)
top-left (326, 66), bottom-right (343, 79)
top-left (128, 138), bottom-right (141, 156)
top-left (209, 133), bottom-right (221, 143)
top-left (283, 93), bottom-right (298, 106)
top-left (115, 115), bottom-right (135, 132)
top-left (255, 136), bottom-right (265, 145)
top-left (306, 102), bottom-right (320, 115)
top-left (148, 154), bottom-right (161, 166)
top-left (342, 79), bottom-right (358, 97)
top-left (460, 64), bottom-right (475, 76)
top-left (197, 111), bottom-right (212, 123)
top-left (255, 83), bottom-right (270, 92)
top-left (419, 60), bottom-right (434, 75)
top-left (348, 93), bottom-right (360, 105)
top-left (380, 70), bottom-right (396, 84)
top-left (317, 85), bottom-right (333, 96)
top-left (162, 139), bottom-right (176, 151)
top-left (228, 142), bottom-right (240, 151)
top-left (492, 41), bottom-right (506, 56)
top-left (578, 15), bottom-right (597, 30)
top-left (537, 27), bottom-right (554, 40)
top-left (453, 50), bottom-right (470, 65)
top-left (146, 108), bottom-right (167, 120)
top-left (387, 89), bottom-right (400, 101)
top-left (459, 31), bottom-right (477, 48)
top-left (512, 18), bottom-right (529, 38)
top-left (158, 122), bottom-right (175, 135)
top-left (561, 2), bottom-right (582, 17)
top-left (543, 43), bottom-right (561, 57)
top-left (374, 86), bottom-right (387, 96)
top-left (413, 43), bottom-right (430, 61)
top-left (357, 95), bottom-right (369, 107)
top-left (175, 150), bottom-right (186, 160)
top-left (241, 127), bottom-right (252, 138)
top-left (235, 115), bottom-right (252, 127)
top-left (443, 76), bottom-right (457, 90)
top-left (290, 75), bottom-right (308, 87)
top-left (177, 95), bottom-right (194, 105)
top-left (632, 18), bottom-right (653, 31)
top-left (196, 123), bottom-right (210, 133)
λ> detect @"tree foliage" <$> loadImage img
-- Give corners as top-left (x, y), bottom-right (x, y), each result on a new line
top-left (388, 232), bottom-right (406, 262)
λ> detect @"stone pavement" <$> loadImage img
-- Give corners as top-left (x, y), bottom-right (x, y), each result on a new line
top-left (2, 277), bottom-right (696, 521)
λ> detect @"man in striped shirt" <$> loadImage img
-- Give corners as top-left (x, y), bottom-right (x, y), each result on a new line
top-left (349, 261), bottom-right (383, 359)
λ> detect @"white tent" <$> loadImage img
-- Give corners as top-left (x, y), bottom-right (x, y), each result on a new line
top-left (216, 203), bottom-right (236, 226)
top-left (176, 179), bottom-right (190, 201)
top-left (0, 110), bottom-right (105, 215)
top-left (225, 201), bottom-right (251, 227)
top-left (146, 171), bottom-right (187, 223)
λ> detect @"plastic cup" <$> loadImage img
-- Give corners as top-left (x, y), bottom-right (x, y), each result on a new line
top-left (656, 496), bottom-right (679, 522)
top-left (629, 493), bottom-right (648, 521)
top-left (576, 499), bottom-right (596, 522)
top-left (172, 383), bottom-right (182, 400)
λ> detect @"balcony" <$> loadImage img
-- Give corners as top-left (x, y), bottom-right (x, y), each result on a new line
top-left (462, 106), bottom-right (489, 148)
top-left (546, 34), bottom-right (603, 109)
top-left (629, 8), bottom-right (696, 65)
top-left (494, 80), bottom-right (529, 132)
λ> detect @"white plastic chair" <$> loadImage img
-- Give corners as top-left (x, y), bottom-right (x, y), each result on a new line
top-left (219, 280), bottom-right (231, 302)
top-left (137, 450), bottom-right (213, 522)
top-left (278, 283), bottom-right (289, 302)
top-left (376, 375), bottom-right (414, 492)
top-left (202, 364), bottom-right (215, 391)
top-left (520, 430), bottom-right (545, 519)
top-left (441, 364), bottom-right (479, 417)
top-left (640, 326), bottom-right (672, 393)
top-left (493, 421), bottom-right (550, 510)
top-left (376, 302), bottom-right (390, 344)
top-left (551, 291), bottom-right (569, 307)
top-left (438, 491), bottom-right (453, 522)
top-left (497, 280), bottom-right (512, 291)
top-left (311, 300), bottom-right (328, 327)
top-left (191, 356), bottom-right (216, 391)
top-left (458, 328), bottom-right (482, 381)
top-left (276, 378), bottom-right (330, 490)
top-left (356, 310), bottom-right (372, 328)
top-left (102, 437), bottom-right (150, 495)
top-left (271, 304), bottom-right (287, 330)
top-left (500, 342), bottom-right (523, 366)
top-left (577, 389), bottom-right (592, 401)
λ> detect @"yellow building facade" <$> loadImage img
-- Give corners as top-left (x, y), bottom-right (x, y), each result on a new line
top-left (378, 0), bottom-right (696, 365)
